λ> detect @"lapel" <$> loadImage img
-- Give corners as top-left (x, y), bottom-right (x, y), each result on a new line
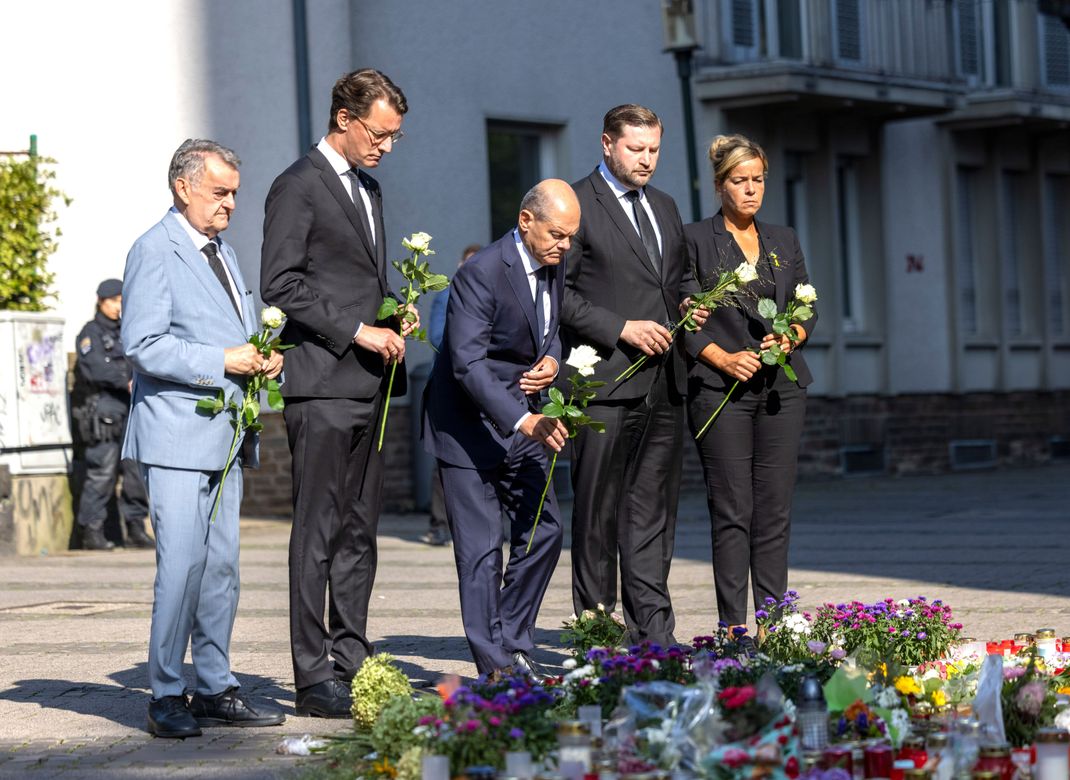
top-left (219, 238), bottom-right (254, 334)
top-left (359, 170), bottom-right (387, 279)
top-left (757, 219), bottom-right (790, 310)
top-left (308, 149), bottom-right (382, 290)
top-left (645, 188), bottom-right (674, 284)
top-left (163, 213), bottom-right (246, 340)
top-left (503, 237), bottom-right (541, 352)
top-left (589, 169), bottom-right (661, 285)
top-left (708, 212), bottom-right (742, 287)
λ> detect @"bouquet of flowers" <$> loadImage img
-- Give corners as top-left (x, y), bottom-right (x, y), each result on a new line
top-left (615, 262), bottom-right (757, 383)
top-left (1001, 649), bottom-right (1058, 747)
top-left (195, 306), bottom-right (292, 522)
top-left (376, 232), bottom-right (448, 450)
top-left (527, 345), bottom-right (604, 552)
top-left (694, 282), bottom-right (816, 441)
top-left (561, 603), bottom-right (627, 660)
top-left (557, 643), bottom-right (693, 719)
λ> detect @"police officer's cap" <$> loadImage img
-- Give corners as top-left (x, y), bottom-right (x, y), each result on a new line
top-left (96, 279), bottom-right (123, 299)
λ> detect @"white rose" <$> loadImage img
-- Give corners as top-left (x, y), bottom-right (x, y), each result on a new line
top-left (566, 344), bottom-right (601, 377)
top-left (562, 658), bottom-right (578, 670)
top-left (260, 306), bottom-right (284, 329)
top-left (794, 283), bottom-right (818, 304)
top-left (734, 261), bottom-right (759, 284)
top-left (402, 231), bottom-right (433, 254)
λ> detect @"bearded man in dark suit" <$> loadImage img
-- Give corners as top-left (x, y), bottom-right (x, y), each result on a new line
top-left (561, 104), bottom-right (705, 647)
top-left (261, 69), bottom-right (417, 718)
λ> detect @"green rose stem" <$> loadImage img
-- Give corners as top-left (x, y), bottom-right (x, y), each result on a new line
top-left (693, 378), bottom-right (740, 442)
top-left (209, 398), bottom-right (246, 524)
top-left (528, 450), bottom-right (559, 554)
top-left (376, 281), bottom-right (417, 452)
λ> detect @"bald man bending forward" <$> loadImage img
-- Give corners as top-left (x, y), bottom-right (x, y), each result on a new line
top-left (422, 181), bottom-right (578, 677)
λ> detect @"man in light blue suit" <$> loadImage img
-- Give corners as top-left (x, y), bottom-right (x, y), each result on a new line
top-left (122, 139), bottom-right (285, 738)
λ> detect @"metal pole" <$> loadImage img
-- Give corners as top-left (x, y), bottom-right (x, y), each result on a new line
top-left (292, 0), bottom-right (312, 155)
top-left (674, 50), bottom-right (701, 223)
top-left (29, 134), bottom-right (37, 158)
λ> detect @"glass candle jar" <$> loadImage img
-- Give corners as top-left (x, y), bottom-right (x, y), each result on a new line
top-left (556, 720), bottom-right (592, 780)
top-left (1034, 628), bottom-right (1057, 659)
top-left (822, 744), bottom-right (853, 774)
top-left (1034, 727), bottom-right (1070, 780)
top-left (973, 744), bottom-right (1013, 780)
top-left (863, 741), bottom-right (893, 778)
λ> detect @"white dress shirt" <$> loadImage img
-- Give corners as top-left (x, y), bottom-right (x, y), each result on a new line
top-left (170, 206), bottom-right (244, 326)
top-left (598, 160), bottom-right (663, 254)
top-left (512, 230), bottom-right (556, 432)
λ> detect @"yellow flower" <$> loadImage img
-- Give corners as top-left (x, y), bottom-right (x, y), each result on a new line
top-left (373, 757), bottom-right (398, 778)
top-left (931, 689), bottom-right (947, 707)
top-left (1059, 686), bottom-right (1070, 696)
top-left (894, 676), bottom-right (922, 696)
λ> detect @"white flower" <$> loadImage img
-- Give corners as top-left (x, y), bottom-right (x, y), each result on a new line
top-left (794, 283), bottom-right (818, 304)
top-left (734, 261), bottom-right (759, 284)
top-left (596, 602), bottom-right (606, 611)
top-left (402, 231), bottom-right (434, 255)
top-left (562, 658), bottom-right (578, 670)
top-left (876, 687), bottom-right (900, 708)
top-left (890, 709), bottom-right (911, 747)
top-left (261, 306), bottom-right (284, 329)
top-left (784, 613), bottom-right (811, 636)
top-left (566, 344), bottom-right (601, 377)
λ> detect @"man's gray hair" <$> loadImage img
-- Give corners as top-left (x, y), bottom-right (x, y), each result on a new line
top-left (168, 139), bottom-right (241, 194)
top-left (519, 183), bottom-right (552, 220)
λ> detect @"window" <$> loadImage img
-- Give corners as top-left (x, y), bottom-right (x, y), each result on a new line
top-left (1040, 13), bottom-right (1070, 89)
top-left (486, 122), bottom-right (559, 241)
top-left (721, 0), bottom-right (761, 61)
top-left (836, 157), bottom-right (863, 332)
top-left (776, 0), bottom-right (804, 59)
top-left (783, 151), bottom-right (809, 258)
top-left (1000, 171), bottom-right (1024, 337)
top-left (1044, 174), bottom-right (1070, 337)
top-left (833, 0), bottom-right (863, 64)
top-left (955, 167), bottom-right (980, 337)
top-left (955, 0), bottom-right (982, 80)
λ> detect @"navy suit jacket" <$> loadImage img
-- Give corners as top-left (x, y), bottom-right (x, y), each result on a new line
top-left (683, 211), bottom-right (818, 390)
top-left (423, 233), bottom-right (563, 470)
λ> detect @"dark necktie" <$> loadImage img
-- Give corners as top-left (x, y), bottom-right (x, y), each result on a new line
top-left (345, 169), bottom-right (377, 253)
top-left (533, 265), bottom-right (550, 348)
top-left (624, 189), bottom-right (662, 276)
top-left (201, 241), bottom-right (240, 319)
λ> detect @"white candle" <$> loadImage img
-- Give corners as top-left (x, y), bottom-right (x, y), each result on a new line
top-left (1034, 728), bottom-right (1069, 780)
top-left (505, 750), bottom-right (534, 779)
top-left (422, 754), bottom-right (450, 780)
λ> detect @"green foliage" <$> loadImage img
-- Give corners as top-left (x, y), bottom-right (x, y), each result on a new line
top-left (561, 604), bottom-right (627, 659)
top-left (0, 155), bottom-right (68, 310)
top-left (350, 653), bottom-right (415, 729)
top-left (370, 693), bottom-right (444, 760)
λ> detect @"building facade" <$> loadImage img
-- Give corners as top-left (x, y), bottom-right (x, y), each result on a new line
top-left (1, 0), bottom-right (1067, 516)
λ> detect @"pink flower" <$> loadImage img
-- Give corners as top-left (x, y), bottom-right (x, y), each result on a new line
top-left (1015, 681), bottom-right (1047, 717)
top-left (1004, 666), bottom-right (1027, 680)
top-left (721, 748), bottom-right (750, 768)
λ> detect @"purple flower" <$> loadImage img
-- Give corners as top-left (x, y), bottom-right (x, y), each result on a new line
top-left (732, 626), bottom-right (749, 636)
top-left (755, 609), bottom-right (769, 620)
top-left (510, 727), bottom-right (525, 740)
top-left (916, 632), bottom-right (927, 640)
top-left (807, 640), bottom-right (828, 655)
top-left (830, 648), bottom-right (846, 660)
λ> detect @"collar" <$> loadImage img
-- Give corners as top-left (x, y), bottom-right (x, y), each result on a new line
top-left (170, 206), bottom-right (217, 252)
top-left (513, 229), bottom-right (543, 276)
top-left (94, 310), bottom-right (120, 330)
top-left (598, 160), bottom-right (643, 202)
top-left (317, 136), bottom-right (352, 176)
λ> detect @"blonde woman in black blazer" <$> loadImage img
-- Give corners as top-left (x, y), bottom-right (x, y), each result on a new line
top-left (683, 135), bottom-right (818, 639)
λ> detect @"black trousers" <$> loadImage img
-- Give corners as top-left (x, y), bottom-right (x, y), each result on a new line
top-left (429, 463), bottom-right (448, 533)
top-left (439, 433), bottom-right (563, 675)
top-left (687, 369), bottom-right (806, 626)
top-left (569, 374), bottom-right (683, 646)
top-left (76, 439), bottom-right (148, 531)
top-left (283, 396), bottom-right (383, 690)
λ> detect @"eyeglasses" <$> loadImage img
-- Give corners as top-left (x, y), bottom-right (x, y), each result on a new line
top-left (352, 114), bottom-right (404, 147)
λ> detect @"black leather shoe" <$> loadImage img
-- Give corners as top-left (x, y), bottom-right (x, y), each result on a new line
top-left (190, 686), bottom-right (285, 727)
top-left (511, 651), bottom-right (552, 683)
top-left (125, 521), bottom-right (155, 549)
top-left (295, 679), bottom-right (352, 718)
top-left (82, 527), bottom-right (115, 551)
top-left (148, 695), bottom-right (202, 738)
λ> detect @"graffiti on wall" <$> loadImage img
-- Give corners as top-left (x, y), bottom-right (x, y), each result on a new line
top-left (14, 475), bottom-right (73, 556)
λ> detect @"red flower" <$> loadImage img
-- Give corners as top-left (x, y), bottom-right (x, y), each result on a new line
top-left (721, 748), bottom-right (750, 768)
top-left (718, 685), bottom-right (757, 709)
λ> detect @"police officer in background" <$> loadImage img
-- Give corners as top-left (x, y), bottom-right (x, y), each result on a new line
top-left (71, 279), bottom-right (153, 550)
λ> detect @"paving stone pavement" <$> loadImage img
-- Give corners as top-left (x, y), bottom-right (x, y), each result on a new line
top-left (1, 464), bottom-right (1068, 777)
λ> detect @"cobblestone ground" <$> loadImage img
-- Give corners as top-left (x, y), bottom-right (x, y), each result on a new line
top-left (1, 464), bottom-right (1068, 778)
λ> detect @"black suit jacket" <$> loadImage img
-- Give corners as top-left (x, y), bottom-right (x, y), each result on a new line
top-left (683, 211), bottom-right (818, 390)
top-left (260, 147), bottom-right (405, 399)
top-left (423, 233), bottom-right (564, 470)
top-left (561, 168), bottom-right (696, 401)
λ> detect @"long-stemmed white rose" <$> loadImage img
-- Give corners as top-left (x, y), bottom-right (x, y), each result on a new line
top-left (195, 307), bottom-right (293, 522)
top-left (614, 262), bottom-right (757, 383)
top-left (695, 285), bottom-right (817, 441)
top-left (376, 233), bottom-right (448, 451)
top-left (527, 346), bottom-right (606, 552)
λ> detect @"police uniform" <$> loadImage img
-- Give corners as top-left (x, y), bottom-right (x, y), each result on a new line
top-left (71, 280), bottom-right (152, 549)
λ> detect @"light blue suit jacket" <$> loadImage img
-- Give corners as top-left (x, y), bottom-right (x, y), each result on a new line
top-left (121, 210), bottom-right (259, 471)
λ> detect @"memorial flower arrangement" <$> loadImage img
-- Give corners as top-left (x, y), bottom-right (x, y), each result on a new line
top-left (376, 232), bottom-right (449, 450)
top-left (195, 306), bottom-right (292, 522)
top-left (1001, 649), bottom-right (1059, 747)
top-left (615, 262), bottom-right (757, 383)
top-left (560, 604), bottom-right (628, 662)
